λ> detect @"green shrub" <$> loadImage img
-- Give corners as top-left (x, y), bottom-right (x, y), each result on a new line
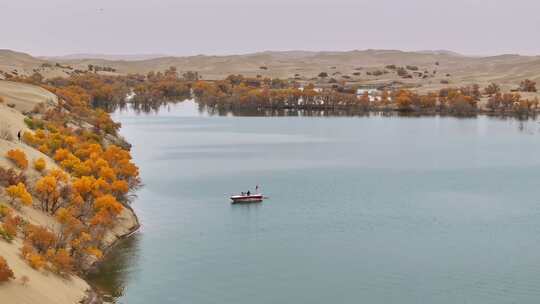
top-left (24, 117), bottom-right (45, 130)
top-left (0, 227), bottom-right (13, 242)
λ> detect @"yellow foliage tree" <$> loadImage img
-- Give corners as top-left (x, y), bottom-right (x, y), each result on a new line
top-left (73, 161), bottom-right (92, 177)
top-left (5, 183), bottom-right (32, 208)
top-left (61, 155), bottom-right (80, 172)
top-left (51, 249), bottom-right (73, 274)
top-left (91, 194), bottom-right (123, 227)
top-left (38, 144), bottom-right (50, 154)
top-left (35, 169), bottom-right (70, 214)
top-left (33, 158), bottom-right (46, 172)
top-left (85, 247), bottom-right (103, 259)
top-left (48, 169), bottom-right (68, 183)
top-left (27, 253), bottom-right (46, 270)
top-left (0, 204), bottom-right (12, 217)
top-left (35, 176), bottom-right (59, 213)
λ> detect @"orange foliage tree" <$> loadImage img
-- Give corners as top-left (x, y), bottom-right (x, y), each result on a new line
top-left (6, 149), bottom-right (28, 169)
top-left (395, 90), bottom-right (413, 110)
top-left (91, 194), bottom-right (124, 227)
top-left (0, 256), bottom-right (15, 282)
top-left (22, 224), bottom-right (57, 254)
top-left (1, 214), bottom-right (20, 241)
top-left (47, 248), bottom-right (73, 274)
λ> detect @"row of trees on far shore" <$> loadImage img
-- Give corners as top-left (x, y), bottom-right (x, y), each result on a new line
top-left (193, 75), bottom-right (538, 116)
top-left (8, 69), bottom-right (539, 116)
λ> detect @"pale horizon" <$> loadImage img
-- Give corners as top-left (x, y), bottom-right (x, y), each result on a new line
top-left (3, 0), bottom-right (540, 57)
top-left (5, 48), bottom-right (540, 60)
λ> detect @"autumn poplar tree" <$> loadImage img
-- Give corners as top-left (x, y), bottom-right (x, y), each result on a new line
top-left (5, 183), bottom-right (32, 209)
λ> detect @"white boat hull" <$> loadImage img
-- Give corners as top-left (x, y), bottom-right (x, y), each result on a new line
top-left (230, 194), bottom-right (264, 203)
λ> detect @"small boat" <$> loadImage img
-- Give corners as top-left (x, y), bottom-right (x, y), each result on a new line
top-left (230, 193), bottom-right (264, 203)
top-left (230, 185), bottom-right (265, 203)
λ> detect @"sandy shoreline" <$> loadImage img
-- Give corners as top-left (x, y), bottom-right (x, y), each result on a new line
top-left (82, 205), bottom-right (140, 304)
top-left (86, 204), bottom-right (141, 275)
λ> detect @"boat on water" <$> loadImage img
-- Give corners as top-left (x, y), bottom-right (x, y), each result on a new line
top-left (230, 186), bottom-right (265, 203)
top-left (230, 193), bottom-right (264, 203)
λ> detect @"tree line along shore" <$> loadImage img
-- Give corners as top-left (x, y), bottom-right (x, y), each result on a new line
top-left (9, 67), bottom-right (539, 117)
top-left (192, 75), bottom-right (538, 116)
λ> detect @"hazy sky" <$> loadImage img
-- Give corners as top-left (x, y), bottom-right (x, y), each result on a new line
top-left (3, 0), bottom-right (540, 56)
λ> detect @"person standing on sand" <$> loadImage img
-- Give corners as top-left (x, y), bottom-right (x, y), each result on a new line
top-left (17, 130), bottom-right (21, 142)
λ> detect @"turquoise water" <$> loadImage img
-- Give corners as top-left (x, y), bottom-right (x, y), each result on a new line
top-left (91, 101), bottom-right (540, 303)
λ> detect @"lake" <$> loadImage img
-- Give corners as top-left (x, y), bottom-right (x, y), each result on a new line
top-left (89, 100), bottom-right (540, 303)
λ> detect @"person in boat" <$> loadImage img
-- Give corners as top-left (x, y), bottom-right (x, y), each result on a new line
top-left (241, 192), bottom-right (245, 196)
top-left (247, 191), bottom-right (251, 196)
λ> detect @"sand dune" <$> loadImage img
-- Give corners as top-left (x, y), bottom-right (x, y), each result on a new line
top-left (0, 80), bottom-right (57, 112)
top-left (2, 49), bottom-right (540, 91)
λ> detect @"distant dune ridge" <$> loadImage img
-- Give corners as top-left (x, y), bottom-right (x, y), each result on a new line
top-left (40, 53), bottom-right (170, 61)
top-left (2, 49), bottom-right (540, 92)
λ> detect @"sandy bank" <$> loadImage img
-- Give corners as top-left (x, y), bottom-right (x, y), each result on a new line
top-left (0, 239), bottom-right (90, 304)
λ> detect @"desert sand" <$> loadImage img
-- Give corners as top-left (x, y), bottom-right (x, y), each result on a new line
top-left (0, 239), bottom-right (90, 304)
